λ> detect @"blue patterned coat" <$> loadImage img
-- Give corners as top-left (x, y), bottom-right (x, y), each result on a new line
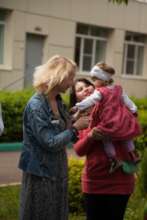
top-left (18, 93), bottom-right (76, 179)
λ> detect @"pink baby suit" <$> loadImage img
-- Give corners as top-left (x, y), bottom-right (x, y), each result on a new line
top-left (90, 85), bottom-right (141, 140)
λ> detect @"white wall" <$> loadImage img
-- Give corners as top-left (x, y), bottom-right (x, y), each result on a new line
top-left (0, 0), bottom-right (147, 97)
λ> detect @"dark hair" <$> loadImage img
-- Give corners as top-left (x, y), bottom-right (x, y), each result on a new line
top-left (97, 62), bottom-right (115, 75)
top-left (69, 78), bottom-right (94, 108)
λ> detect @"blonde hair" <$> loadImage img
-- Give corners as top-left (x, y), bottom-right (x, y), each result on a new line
top-left (33, 55), bottom-right (77, 94)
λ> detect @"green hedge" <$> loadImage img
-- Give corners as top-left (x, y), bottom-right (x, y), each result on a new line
top-left (68, 158), bottom-right (85, 213)
top-left (0, 90), bottom-right (69, 142)
top-left (0, 90), bottom-right (34, 142)
top-left (0, 90), bottom-right (147, 152)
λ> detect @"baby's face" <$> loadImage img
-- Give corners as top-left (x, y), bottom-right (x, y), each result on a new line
top-left (91, 77), bottom-right (105, 88)
top-left (75, 81), bottom-right (95, 102)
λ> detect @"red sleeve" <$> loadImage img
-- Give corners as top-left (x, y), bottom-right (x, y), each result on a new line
top-left (74, 128), bottom-right (95, 156)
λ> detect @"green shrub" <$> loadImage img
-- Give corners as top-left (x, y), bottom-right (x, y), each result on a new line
top-left (68, 158), bottom-right (85, 213)
top-left (139, 149), bottom-right (147, 196)
top-left (135, 109), bottom-right (147, 153)
top-left (125, 149), bottom-right (147, 220)
top-left (141, 153), bottom-right (147, 219)
top-left (124, 184), bottom-right (145, 220)
top-left (132, 97), bottom-right (147, 110)
top-left (0, 90), bottom-right (69, 142)
top-left (0, 90), bottom-right (34, 142)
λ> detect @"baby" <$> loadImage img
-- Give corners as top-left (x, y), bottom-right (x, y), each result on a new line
top-left (74, 62), bottom-right (141, 173)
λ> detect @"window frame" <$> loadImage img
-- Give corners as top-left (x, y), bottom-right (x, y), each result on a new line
top-left (122, 33), bottom-right (145, 76)
top-left (0, 18), bottom-right (5, 65)
top-left (75, 24), bottom-right (108, 72)
top-left (0, 9), bottom-right (12, 70)
top-left (136, 0), bottom-right (147, 3)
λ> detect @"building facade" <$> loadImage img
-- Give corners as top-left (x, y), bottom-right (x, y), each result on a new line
top-left (0, 0), bottom-right (147, 97)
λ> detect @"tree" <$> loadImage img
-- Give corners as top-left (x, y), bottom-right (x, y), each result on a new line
top-left (109, 0), bottom-right (128, 4)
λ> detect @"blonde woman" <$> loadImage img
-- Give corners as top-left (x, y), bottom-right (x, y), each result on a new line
top-left (18, 55), bottom-right (89, 220)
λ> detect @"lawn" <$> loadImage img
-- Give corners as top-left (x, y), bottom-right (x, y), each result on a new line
top-left (0, 177), bottom-right (145, 220)
top-left (0, 185), bottom-right (85, 220)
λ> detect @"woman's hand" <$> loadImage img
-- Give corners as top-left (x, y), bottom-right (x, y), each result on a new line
top-left (73, 116), bottom-right (89, 130)
top-left (72, 110), bottom-right (81, 121)
top-left (72, 109), bottom-right (90, 121)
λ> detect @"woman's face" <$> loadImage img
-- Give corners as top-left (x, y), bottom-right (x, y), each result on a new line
top-left (59, 71), bottom-right (75, 93)
top-left (75, 81), bottom-right (95, 102)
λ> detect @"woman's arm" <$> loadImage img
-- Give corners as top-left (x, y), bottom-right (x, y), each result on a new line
top-left (26, 106), bottom-right (89, 153)
top-left (27, 109), bottom-right (78, 153)
top-left (74, 129), bottom-right (94, 156)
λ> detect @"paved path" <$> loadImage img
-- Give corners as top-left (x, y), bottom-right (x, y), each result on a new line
top-left (0, 152), bottom-right (21, 185)
top-left (0, 149), bottom-right (78, 185)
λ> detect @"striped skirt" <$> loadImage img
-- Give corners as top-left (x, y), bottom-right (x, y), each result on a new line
top-left (19, 172), bottom-right (68, 220)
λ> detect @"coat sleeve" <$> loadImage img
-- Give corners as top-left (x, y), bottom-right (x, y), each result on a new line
top-left (26, 108), bottom-right (77, 153)
top-left (73, 130), bottom-right (94, 156)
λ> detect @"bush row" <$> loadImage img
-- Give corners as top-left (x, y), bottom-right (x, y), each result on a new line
top-left (0, 90), bottom-right (147, 151)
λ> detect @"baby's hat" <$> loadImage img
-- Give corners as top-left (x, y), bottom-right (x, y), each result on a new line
top-left (90, 65), bottom-right (113, 81)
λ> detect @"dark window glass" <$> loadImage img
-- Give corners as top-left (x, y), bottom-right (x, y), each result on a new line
top-left (136, 46), bottom-right (143, 75)
top-left (0, 9), bottom-right (8, 21)
top-left (91, 26), bottom-right (109, 37)
top-left (74, 37), bottom-right (81, 67)
top-left (95, 40), bottom-right (106, 63)
top-left (83, 56), bottom-right (92, 71)
top-left (125, 32), bottom-right (145, 43)
top-left (0, 23), bottom-right (4, 64)
top-left (127, 45), bottom-right (135, 59)
top-left (77, 24), bottom-right (89, 35)
top-left (133, 35), bottom-right (145, 43)
top-left (84, 39), bottom-right (93, 54)
top-left (126, 60), bottom-right (134, 74)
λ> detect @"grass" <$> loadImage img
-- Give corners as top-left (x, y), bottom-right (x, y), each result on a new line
top-left (0, 185), bottom-right (20, 220)
top-left (0, 184), bottom-right (85, 220)
top-left (0, 173), bottom-right (146, 220)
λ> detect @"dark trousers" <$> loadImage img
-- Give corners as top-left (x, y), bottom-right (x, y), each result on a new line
top-left (84, 193), bottom-right (130, 220)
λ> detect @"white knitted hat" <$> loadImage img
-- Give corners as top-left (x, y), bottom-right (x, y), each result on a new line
top-left (90, 65), bottom-right (112, 81)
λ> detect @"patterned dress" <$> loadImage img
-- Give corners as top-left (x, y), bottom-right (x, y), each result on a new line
top-left (90, 85), bottom-right (141, 140)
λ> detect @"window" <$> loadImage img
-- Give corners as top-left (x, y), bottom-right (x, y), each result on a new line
top-left (122, 32), bottom-right (145, 76)
top-left (75, 23), bottom-right (110, 72)
top-left (0, 9), bottom-right (7, 65)
top-left (136, 0), bottom-right (147, 3)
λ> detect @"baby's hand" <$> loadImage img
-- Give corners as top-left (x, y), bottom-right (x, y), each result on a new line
top-left (70, 106), bottom-right (78, 113)
top-left (88, 127), bottom-right (104, 140)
